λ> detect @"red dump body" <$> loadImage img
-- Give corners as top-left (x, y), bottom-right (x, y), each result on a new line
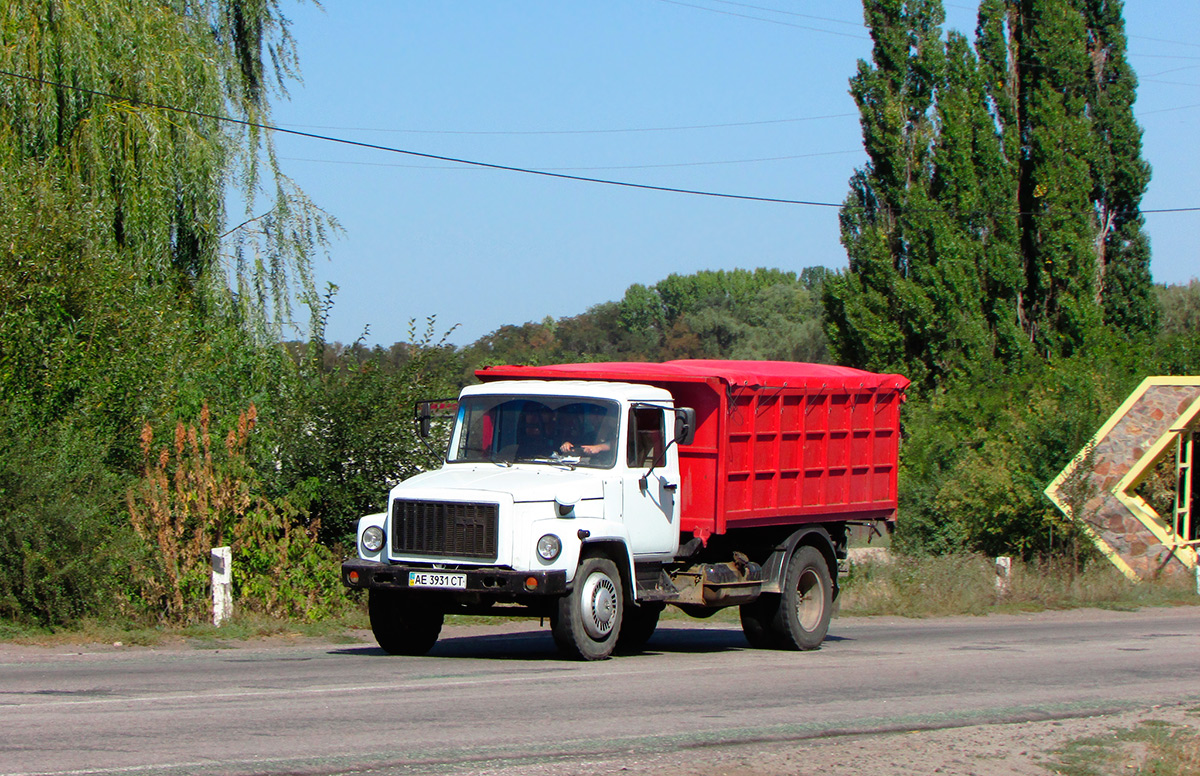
top-left (476, 360), bottom-right (908, 542)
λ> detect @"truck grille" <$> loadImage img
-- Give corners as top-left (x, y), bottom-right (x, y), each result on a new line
top-left (390, 500), bottom-right (499, 560)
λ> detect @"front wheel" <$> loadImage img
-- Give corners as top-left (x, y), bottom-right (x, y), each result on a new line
top-left (368, 589), bottom-right (444, 656)
top-left (551, 556), bottom-right (624, 660)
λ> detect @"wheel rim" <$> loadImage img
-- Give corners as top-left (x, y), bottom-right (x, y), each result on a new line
top-left (795, 568), bottom-right (824, 632)
top-left (581, 570), bottom-right (618, 640)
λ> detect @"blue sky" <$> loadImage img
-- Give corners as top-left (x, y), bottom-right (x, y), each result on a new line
top-left (267, 1), bottom-right (1199, 347)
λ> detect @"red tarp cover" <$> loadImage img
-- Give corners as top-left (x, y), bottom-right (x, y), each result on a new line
top-left (477, 360), bottom-right (909, 392)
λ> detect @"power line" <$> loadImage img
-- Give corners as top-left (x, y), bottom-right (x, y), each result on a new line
top-left (278, 112), bottom-right (858, 137)
top-left (281, 149), bottom-right (863, 173)
top-left (0, 68), bottom-right (842, 209)
top-left (0, 68), bottom-right (1195, 217)
top-left (1131, 34), bottom-right (1200, 51)
top-left (702, 0), bottom-right (862, 29)
top-left (652, 0), bottom-right (868, 40)
top-left (1138, 103), bottom-right (1200, 116)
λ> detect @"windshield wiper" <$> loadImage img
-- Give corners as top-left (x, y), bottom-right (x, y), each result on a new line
top-left (520, 454), bottom-right (577, 470)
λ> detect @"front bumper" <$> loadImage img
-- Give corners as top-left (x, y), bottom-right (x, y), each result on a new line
top-left (342, 558), bottom-right (568, 596)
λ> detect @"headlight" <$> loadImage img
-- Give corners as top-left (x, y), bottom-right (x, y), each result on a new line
top-left (536, 534), bottom-right (562, 561)
top-left (362, 525), bottom-right (386, 553)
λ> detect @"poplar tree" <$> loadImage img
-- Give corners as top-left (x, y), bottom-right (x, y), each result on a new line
top-left (826, 0), bottom-right (1156, 389)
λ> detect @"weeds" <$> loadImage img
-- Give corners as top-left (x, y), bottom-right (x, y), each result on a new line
top-left (126, 404), bottom-right (353, 625)
top-left (1049, 721), bottom-right (1200, 776)
top-left (838, 553), bottom-right (1197, 618)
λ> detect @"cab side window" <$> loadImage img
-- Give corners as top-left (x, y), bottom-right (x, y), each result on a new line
top-left (627, 408), bottom-right (665, 468)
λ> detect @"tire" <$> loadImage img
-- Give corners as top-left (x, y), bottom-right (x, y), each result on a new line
top-left (616, 602), bottom-right (663, 654)
top-left (551, 556), bottom-right (624, 660)
top-left (368, 589), bottom-right (444, 656)
top-left (771, 545), bottom-right (833, 650)
top-left (739, 593), bottom-right (781, 649)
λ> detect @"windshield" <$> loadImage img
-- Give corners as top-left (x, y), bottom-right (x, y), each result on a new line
top-left (448, 395), bottom-right (620, 468)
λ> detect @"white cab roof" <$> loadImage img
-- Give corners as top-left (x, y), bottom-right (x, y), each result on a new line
top-left (460, 379), bottom-right (673, 405)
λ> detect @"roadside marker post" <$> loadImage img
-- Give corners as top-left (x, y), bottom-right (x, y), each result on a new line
top-left (212, 546), bottom-right (232, 626)
top-left (995, 556), bottom-right (1012, 595)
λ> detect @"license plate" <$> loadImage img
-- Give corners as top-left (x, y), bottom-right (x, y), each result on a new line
top-left (408, 571), bottom-right (467, 589)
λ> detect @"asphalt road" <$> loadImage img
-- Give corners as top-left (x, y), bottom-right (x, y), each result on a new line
top-left (2, 607), bottom-right (1199, 776)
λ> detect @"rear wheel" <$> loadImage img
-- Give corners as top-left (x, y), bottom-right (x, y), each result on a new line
top-left (551, 556), bottom-right (623, 660)
top-left (368, 589), bottom-right (444, 656)
top-left (771, 545), bottom-right (833, 650)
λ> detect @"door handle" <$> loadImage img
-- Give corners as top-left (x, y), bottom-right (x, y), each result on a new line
top-left (663, 481), bottom-right (678, 491)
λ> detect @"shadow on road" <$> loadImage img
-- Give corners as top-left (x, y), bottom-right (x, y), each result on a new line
top-left (330, 625), bottom-right (849, 661)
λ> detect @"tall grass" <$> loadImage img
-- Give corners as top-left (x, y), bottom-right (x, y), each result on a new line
top-left (838, 554), bottom-right (1198, 617)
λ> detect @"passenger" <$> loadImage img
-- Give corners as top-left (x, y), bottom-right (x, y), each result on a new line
top-left (517, 404), bottom-right (555, 458)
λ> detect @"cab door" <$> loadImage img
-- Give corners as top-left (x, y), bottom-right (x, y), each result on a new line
top-left (621, 406), bottom-right (680, 558)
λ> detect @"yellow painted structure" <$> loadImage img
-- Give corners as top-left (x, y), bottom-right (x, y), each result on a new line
top-left (1045, 377), bottom-right (1200, 581)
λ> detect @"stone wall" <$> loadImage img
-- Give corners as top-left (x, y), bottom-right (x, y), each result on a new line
top-left (1049, 379), bottom-right (1200, 580)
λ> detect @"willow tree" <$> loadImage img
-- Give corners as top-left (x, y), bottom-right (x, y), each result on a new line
top-left (826, 0), bottom-right (1156, 390)
top-left (0, 0), bottom-right (332, 430)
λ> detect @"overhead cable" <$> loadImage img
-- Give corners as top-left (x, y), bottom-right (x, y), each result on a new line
top-left (0, 68), bottom-right (1196, 216)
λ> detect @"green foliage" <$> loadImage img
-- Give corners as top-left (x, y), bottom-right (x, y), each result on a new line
top-left (892, 331), bottom-right (1190, 558)
top-left (271, 311), bottom-right (462, 545)
top-left (615, 268), bottom-right (829, 362)
top-left (457, 267), bottom-right (831, 369)
top-left (127, 404), bottom-right (348, 624)
top-left (0, 407), bottom-right (129, 626)
top-left (828, 0), bottom-right (1157, 392)
top-left (0, 0), bottom-right (337, 628)
top-left (1157, 280), bottom-right (1200, 337)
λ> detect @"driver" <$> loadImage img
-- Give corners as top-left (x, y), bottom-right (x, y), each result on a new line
top-left (559, 406), bottom-right (616, 460)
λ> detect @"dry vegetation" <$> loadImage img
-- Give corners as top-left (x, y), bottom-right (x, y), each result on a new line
top-left (838, 553), bottom-right (1198, 618)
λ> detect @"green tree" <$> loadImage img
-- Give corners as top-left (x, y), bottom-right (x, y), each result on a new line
top-left (827, 0), bottom-right (1157, 390)
top-left (0, 0), bottom-right (330, 624)
top-left (1156, 281), bottom-right (1200, 338)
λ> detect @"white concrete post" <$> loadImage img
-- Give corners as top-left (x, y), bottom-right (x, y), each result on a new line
top-left (995, 556), bottom-right (1012, 595)
top-left (211, 546), bottom-right (232, 627)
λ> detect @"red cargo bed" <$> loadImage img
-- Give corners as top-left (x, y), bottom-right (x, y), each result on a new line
top-left (476, 360), bottom-right (908, 541)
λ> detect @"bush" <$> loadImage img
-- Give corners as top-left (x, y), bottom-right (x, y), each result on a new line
top-left (0, 407), bottom-right (129, 626)
top-left (894, 341), bottom-right (1146, 558)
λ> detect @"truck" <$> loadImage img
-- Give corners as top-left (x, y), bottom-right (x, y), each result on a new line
top-left (342, 359), bottom-right (908, 660)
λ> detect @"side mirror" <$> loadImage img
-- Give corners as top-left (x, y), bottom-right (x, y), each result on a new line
top-left (414, 399), bottom-right (458, 439)
top-left (674, 407), bottom-right (696, 446)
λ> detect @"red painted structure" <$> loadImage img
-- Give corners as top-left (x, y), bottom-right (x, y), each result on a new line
top-left (477, 360), bottom-right (909, 543)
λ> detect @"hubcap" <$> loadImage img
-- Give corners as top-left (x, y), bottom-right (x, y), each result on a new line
top-left (581, 571), bottom-right (618, 639)
top-left (795, 568), bottom-right (824, 631)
